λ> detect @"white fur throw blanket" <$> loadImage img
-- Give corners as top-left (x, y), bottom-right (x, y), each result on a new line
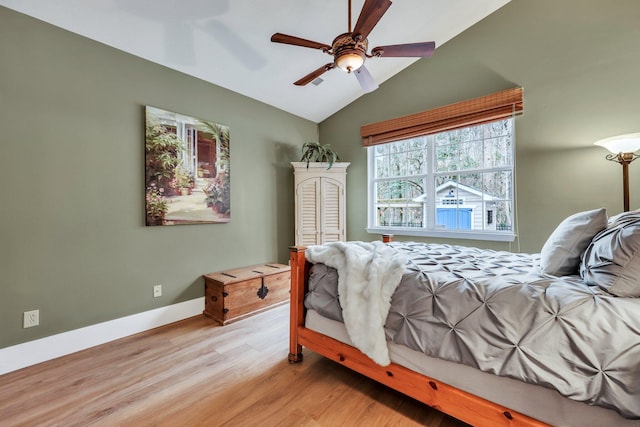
top-left (306, 241), bottom-right (407, 366)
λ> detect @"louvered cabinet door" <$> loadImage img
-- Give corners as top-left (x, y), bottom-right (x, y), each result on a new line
top-left (292, 162), bottom-right (349, 246)
top-left (319, 178), bottom-right (344, 243)
top-left (297, 178), bottom-right (321, 246)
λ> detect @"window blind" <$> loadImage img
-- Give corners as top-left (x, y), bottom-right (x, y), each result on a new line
top-left (361, 87), bottom-right (523, 147)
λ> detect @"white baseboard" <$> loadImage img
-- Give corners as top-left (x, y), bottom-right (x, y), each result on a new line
top-left (0, 297), bottom-right (205, 376)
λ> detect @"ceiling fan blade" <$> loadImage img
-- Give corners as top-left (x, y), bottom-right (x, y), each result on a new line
top-left (354, 65), bottom-right (378, 93)
top-left (371, 41), bottom-right (436, 57)
top-left (203, 20), bottom-right (267, 70)
top-left (294, 63), bottom-right (336, 86)
top-left (352, 0), bottom-right (392, 42)
top-left (271, 33), bottom-right (331, 51)
top-left (164, 21), bottom-right (195, 65)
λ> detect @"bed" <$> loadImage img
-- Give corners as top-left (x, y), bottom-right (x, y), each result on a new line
top-left (287, 209), bottom-right (640, 426)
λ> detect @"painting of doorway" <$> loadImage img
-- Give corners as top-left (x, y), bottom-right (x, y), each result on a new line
top-left (145, 106), bottom-right (230, 226)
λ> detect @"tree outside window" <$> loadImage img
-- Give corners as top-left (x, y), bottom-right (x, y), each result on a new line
top-left (367, 118), bottom-right (515, 241)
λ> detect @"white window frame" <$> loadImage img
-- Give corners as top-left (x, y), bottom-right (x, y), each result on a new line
top-left (366, 119), bottom-right (516, 242)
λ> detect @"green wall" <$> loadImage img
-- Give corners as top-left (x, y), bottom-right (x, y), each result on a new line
top-left (3, 0), bottom-right (640, 350)
top-left (319, 0), bottom-right (640, 253)
top-left (0, 7), bottom-right (316, 348)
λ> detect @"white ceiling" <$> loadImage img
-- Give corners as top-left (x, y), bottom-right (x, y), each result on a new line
top-left (1, 0), bottom-right (510, 122)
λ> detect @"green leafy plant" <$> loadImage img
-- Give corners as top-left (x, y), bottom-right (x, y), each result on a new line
top-left (198, 119), bottom-right (230, 173)
top-left (300, 142), bottom-right (340, 169)
top-left (145, 117), bottom-right (184, 189)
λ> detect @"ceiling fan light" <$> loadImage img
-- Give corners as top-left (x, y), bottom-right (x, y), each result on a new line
top-left (335, 50), bottom-right (364, 73)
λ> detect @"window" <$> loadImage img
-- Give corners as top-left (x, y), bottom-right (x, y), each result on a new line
top-left (367, 118), bottom-right (515, 241)
top-left (361, 88), bottom-right (522, 242)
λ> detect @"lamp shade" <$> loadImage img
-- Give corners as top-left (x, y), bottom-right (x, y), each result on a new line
top-left (594, 133), bottom-right (640, 154)
top-left (335, 51), bottom-right (365, 72)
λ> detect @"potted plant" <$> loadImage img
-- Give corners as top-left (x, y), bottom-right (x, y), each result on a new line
top-left (170, 167), bottom-right (195, 195)
top-left (204, 173), bottom-right (230, 217)
top-left (145, 184), bottom-right (168, 226)
top-left (300, 142), bottom-right (340, 169)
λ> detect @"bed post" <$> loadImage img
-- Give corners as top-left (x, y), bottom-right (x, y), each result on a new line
top-left (382, 234), bottom-right (394, 243)
top-left (288, 246), bottom-right (308, 363)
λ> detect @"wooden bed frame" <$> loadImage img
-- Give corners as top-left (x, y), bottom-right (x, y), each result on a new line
top-left (288, 242), bottom-right (550, 427)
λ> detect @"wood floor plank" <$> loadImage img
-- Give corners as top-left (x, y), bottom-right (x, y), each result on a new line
top-left (0, 304), bottom-right (469, 427)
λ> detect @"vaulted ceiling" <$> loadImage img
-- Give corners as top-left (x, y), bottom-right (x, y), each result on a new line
top-left (0, 0), bottom-right (510, 122)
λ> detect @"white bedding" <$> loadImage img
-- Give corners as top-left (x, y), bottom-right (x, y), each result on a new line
top-left (306, 241), bottom-right (407, 365)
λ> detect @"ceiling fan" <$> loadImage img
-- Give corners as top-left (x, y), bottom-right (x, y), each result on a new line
top-left (271, 0), bottom-right (436, 93)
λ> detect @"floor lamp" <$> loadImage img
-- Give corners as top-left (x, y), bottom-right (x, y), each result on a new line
top-left (595, 133), bottom-right (640, 212)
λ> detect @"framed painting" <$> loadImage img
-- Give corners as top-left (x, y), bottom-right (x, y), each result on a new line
top-left (145, 106), bottom-right (230, 226)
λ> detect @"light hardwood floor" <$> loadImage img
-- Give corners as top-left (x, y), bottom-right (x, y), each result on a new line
top-left (0, 304), bottom-right (469, 426)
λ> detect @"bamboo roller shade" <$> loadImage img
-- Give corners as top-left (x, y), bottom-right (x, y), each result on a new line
top-left (361, 87), bottom-right (523, 146)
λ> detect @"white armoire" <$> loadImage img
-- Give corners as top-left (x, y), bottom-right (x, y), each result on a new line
top-left (292, 162), bottom-right (349, 246)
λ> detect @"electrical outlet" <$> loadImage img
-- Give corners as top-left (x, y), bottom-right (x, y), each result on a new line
top-left (23, 310), bottom-right (39, 328)
top-left (153, 284), bottom-right (162, 298)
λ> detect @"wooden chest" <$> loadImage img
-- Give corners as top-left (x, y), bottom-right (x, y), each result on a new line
top-left (203, 263), bottom-right (290, 325)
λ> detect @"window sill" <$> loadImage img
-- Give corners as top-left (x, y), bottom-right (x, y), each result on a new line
top-left (366, 227), bottom-right (517, 242)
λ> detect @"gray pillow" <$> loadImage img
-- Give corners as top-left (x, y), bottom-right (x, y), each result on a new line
top-left (540, 208), bottom-right (608, 276)
top-left (580, 213), bottom-right (640, 297)
top-left (607, 209), bottom-right (640, 225)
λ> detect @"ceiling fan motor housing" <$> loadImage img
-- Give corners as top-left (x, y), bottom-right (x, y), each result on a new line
top-left (332, 33), bottom-right (368, 72)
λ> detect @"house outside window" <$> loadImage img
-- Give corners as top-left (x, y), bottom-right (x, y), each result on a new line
top-left (367, 118), bottom-right (515, 242)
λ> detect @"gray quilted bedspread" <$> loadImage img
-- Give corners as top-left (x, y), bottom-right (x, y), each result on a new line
top-left (304, 242), bottom-right (640, 418)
